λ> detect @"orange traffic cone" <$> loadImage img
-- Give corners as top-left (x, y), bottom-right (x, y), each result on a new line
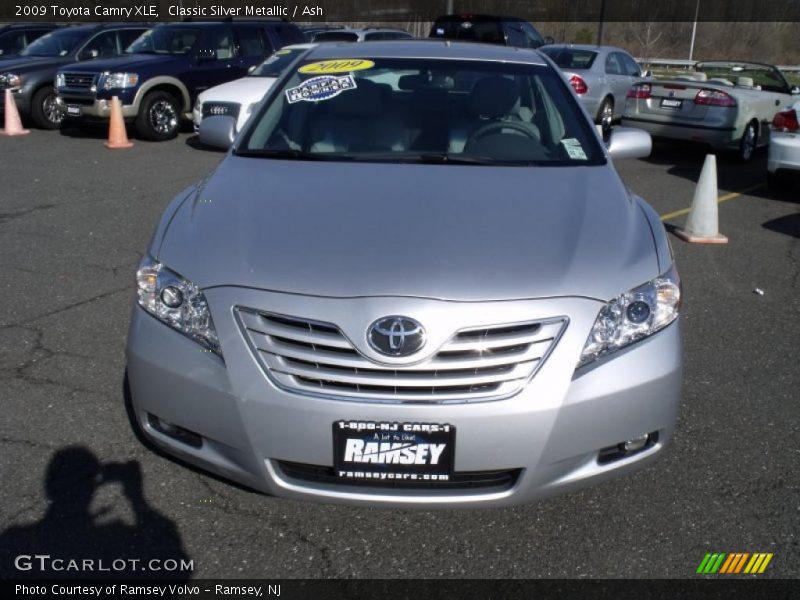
top-left (0, 89), bottom-right (30, 136)
top-left (105, 96), bottom-right (133, 149)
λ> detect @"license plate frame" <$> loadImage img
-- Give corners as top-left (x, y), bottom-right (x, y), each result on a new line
top-left (332, 420), bottom-right (455, 483)
top-left (66, 104), bottom-right (81, 117)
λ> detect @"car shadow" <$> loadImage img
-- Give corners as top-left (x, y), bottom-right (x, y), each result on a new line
top-left (762, 212), bottom-right (800, 238)
top-left (0, 445), bottom-right (191, 579)
top-left (184, 134), bottom-right (224, 153)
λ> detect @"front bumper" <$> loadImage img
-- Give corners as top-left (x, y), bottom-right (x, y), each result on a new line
top-left (55, 94), bottom-right (138, 120)
top-left (767, 130), bottom-right (800, 173)
top-left (126, 288), bottom-right (682, 508)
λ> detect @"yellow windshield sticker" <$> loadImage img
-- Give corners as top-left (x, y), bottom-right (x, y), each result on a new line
top-left (299, 59), bottom-right (375, 74)
top-left (273, 49), bottom-right (291, 56)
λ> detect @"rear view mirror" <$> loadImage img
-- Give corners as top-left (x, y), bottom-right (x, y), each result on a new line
top-left (198, 115), bottom-right (236, 150)
top-left (606, 127), bottom-right (652, 160)
top-left (642, 70), bottom-right (652, 78)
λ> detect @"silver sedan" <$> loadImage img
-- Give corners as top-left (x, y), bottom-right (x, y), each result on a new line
top-left (541, 44), bottom-right (646, 123)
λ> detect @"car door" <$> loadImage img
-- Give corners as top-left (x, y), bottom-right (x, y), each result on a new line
top-left (188, 26), bottom-right (240, 99)
top-left (605, 52), bottom-right (632, 117)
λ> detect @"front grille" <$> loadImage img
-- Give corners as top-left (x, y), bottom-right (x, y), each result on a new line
top-left (237, 309), bottom-right (565, 403)
top-left (277, 461), bottom-right (522, 490)
top-left (202, 101), bottom-right (240, 119)
top-left (62, 72), bottom-right (96, 90)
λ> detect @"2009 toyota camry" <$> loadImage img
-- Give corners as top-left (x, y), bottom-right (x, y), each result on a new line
top-left (126, 41), bottom-right (682, 508)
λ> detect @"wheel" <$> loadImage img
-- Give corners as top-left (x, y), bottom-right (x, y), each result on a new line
top-left (596, 96), bottom-right (614, 124)
top-left (30, 86), bottom-right (63, 129)
top-left (135, 91), bottom-right (181, 141)
top-left (737, 120), bottom-right (758, 162)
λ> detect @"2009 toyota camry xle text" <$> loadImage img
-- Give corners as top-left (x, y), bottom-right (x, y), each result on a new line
top-left (126, 41), bottom-right (682, 508)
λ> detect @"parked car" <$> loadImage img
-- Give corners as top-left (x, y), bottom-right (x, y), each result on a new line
top-left (55, 20), bottom-right (305, 141)
top-left (767, 102), bottom-right (800, 188)
top-left (622, 61), bottom-right (800, 161)
top-left (312, 27), bottom-right (413, 43)
top-left (129, 40), bottom-right (681, 509)
top-left (428, 14), bottom-right (551, 49)
top-left (193, 44), bottom-right (314, 133)
top-left (0, 24), bottom-right (150, 129)
top-left (0, 23), bottom-right (59, 60)
top-left (541, 44), bottom-right (646, 123)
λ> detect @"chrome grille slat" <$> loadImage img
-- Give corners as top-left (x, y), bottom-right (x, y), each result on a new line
top-left (237, 308), bottom-right (565, 403)
top-left (62, 72), bottom-right (96, 89)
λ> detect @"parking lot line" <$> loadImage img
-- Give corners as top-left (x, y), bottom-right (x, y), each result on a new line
top-left (659, 182), bottom-right (767, 221)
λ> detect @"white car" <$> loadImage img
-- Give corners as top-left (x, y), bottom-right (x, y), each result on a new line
top-left (193, 43), bottom-right (314, 133)
top-left (768, 102), bottom-right (800, 188)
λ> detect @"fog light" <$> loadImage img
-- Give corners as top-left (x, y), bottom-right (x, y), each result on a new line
top-left (148, 413), bottom-right (202, 448)
top-left (623, 435), bottom-right (649, 452)
top-left (160, 285), bottom-right (183, 308)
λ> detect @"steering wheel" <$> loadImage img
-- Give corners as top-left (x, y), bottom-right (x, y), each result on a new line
top-left (466, 120), bottom-right (540, 147)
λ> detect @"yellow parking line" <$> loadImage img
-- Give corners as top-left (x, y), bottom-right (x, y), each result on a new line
top-left (659, 182), bottom-right (766, 221)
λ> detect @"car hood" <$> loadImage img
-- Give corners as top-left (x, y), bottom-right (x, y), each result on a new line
top-left (157, 157), bottom-right (659, 302)
top-left (60, 53), bottom-right (184, 73)
top-left (199, 76), bottom-right (278, 105)
top-left (0, 56), bottom-right (69, 72)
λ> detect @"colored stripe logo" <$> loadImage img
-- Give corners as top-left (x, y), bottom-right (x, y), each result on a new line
top-left (697, 552), bottom-right (773, 574)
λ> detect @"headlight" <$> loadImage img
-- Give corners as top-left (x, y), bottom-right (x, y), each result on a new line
top-left (0, 73), bottom-right (22, 89)
top-left (100, 72), bottom-right (139, 90)
top-left (55, 72), bottom-right (65, 88)
top-left (579, 265), bottom-right (681, 367)
top-left (136, 256), bottom-right (221, 355)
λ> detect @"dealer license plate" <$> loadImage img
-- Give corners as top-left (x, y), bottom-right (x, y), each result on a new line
top-left (660, 98), bottom-right (682, 109)
top-left (333, 421), bottom-right (455, 483)
top-left (66, 105), bottom-right (81, 116)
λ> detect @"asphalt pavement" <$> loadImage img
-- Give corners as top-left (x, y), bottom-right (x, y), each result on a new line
top-left (0, 127), bottom-right (798, 579)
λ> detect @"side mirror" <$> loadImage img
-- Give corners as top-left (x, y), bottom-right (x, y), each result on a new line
top-left (79, 48), bottom-right (99, 60)
top-left (641, 69), bottom-right (652, 79)
top-left (198, 115), bottom-right (236, 150)
top-left (792, 86), bottom-right (800, 95)
top-left (543, 36), bottom-right (554, 45)
top-left (606, 127), bottom-right (652, 160)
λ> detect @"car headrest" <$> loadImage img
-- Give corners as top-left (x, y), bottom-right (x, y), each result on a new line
top-left (693, 72), bottom-right (708, 82)
top-left (736, 76), bottom-right (754, 87)
top-left (327, 79), bottom-right (382, 117)
top-left (469, 76), bottom-right (520, 119)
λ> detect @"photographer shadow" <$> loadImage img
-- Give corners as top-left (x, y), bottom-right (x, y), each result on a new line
top-left (0, 447), bottom-right (190, 579)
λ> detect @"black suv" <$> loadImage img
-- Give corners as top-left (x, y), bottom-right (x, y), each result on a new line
top-left (429, 14), bottom-right (551, 49)
top-left (0, 24), bottom-right (150, 129)
top-left (0, 23), bottom-right (59, 60)
top-left (56, 20), bottom-right (305, 141)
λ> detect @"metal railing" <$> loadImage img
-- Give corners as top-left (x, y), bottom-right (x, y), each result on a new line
top-left (637, 58), bottom-right (800, 73)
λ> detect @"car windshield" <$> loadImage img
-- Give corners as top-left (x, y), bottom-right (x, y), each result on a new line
top-left (239, 57), bottom-right (604, 166)
top-left (251, 48), bottom-right (306, 77)
top-left (126, 26), bottom-right (199, 55)
top-left (314, 31), bottom-right (359, 43)
top-left (696, 62), bottom-right (789, 94)
top-left (20, 29), bottom-right (85, 57)
top-left (541, 48), bottom-right (598, 70)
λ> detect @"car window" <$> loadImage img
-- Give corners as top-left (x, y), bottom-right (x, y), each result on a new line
top-left (605, 53), bottom-right (623, 75)
top-left (313, 31), bottom-right (359, 43)
top-left (620, 53), bottom-right (641, 77)
top-left (521, 23), bottom-right (545, 48)
top-left (206, 28), bottom-right (234, 60)
top-left (236, 27), bottom-right (266, 58)
top-left (20, 29), bottom-right (85, 57)
top-left (505, 25), bottom-right (525, 48)
top-left (274, 25), bottom-right (305, 47)
top-left (79, 31), bottom-right (118, 60)
top-left (250, 47), bottom-right (306, 77)
top-left (365, 32), bottom-right (410, 41)
top-left (241, 57), bottom-right (604, 167)
top-left (118, 28), bottom-right (147, 50)
top-left (541, 48), bottom-right (597, 69)
top-left (0, 30), bottom-right (25, 55)
top-left (697, 62), bottom-right (790, 94)
top-left (25, 29), bottom-right (54, 46)
top-left (126, 26), bottom-right (200, 55)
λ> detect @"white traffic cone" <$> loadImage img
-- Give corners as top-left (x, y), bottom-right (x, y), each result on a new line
top-left (674, 154), bottom-right (728, 244)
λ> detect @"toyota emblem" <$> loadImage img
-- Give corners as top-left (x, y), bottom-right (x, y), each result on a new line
top-left (367, 316), bottom-right (426, 357)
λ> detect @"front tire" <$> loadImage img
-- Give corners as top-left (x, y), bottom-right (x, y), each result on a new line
top-left (135, 91), bottom-right (180, 141)
top-left (30, 86), bottom-right (62, 129)
top-left (737, 120), bottom-right (758, 163)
